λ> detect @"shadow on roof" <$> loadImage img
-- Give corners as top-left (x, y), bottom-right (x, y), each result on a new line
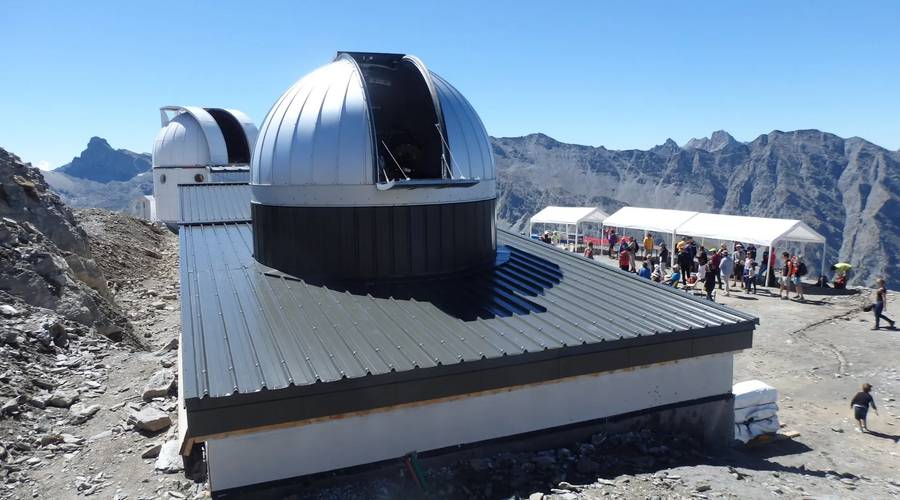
top-left (262, 245), bottom-right (562, 322)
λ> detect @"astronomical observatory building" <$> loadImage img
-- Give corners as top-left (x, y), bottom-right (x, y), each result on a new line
top-left (173, 52), bottom-right (757, 493)
top-left (142, 106), bottom-right (257, 225)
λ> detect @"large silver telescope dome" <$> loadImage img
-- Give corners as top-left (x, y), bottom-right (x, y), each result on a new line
top-left (251, 52), bottom-right (496, 207)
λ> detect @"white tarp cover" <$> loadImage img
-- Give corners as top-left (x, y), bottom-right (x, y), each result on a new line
top-left (529, 206), bottom-right (610, 226)
top-left (601, 207), bottom-right (699, 234)
top-left (675, 213), bottom-right (825, 247)
top-left (733, 380), bottom-right (778, 409)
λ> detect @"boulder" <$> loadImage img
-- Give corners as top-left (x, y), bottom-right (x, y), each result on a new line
top-left (128, 406), bottom-right (171, 432)
top-left (142, 369), bottom-right (176, 401)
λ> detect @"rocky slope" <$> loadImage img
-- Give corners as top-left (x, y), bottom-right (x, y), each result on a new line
top-left (492, 130), bottom-right (900, 288)
top-left (43, 170), bottom-right (152, 211)
top-left (0, 146), bottom-right (195, 498)
top-left (56, 137), bottom-right (150, 183)
top-left (0, 147), bottom-right (129, 332)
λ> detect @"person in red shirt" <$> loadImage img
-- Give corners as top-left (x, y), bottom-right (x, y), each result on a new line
top-left (618, 247), bottom-right (631, 272)
top-left (779, 252), bottom-right (793, 299)
top-left (583, 242), bottom-right (595, 259)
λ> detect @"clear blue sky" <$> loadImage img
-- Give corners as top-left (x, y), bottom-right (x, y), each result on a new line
top-left (3, 1), bottom-right (899, 169)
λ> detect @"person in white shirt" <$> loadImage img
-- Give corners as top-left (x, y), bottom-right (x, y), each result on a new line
top-left (719, 251), bottom-right (734, 296)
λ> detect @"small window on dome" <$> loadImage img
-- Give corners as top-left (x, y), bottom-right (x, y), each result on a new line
top-left (194, 174), bottom-right (205, 183)
top-left (159, 174), bottom-right (166, 184)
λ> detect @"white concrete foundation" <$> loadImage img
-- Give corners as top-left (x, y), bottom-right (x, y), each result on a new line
top-left (207, 352), bottom-right (734, 491)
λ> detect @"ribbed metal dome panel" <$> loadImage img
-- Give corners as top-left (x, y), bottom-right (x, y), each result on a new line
top-left (431, 72), bottom-right (495, 181)
top-left (153, 112), bottom-right (212, 168)
top-left (252, 59), bottom-right (373, 186)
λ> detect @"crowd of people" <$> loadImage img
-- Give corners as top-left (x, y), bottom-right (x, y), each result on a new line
top-left (594, 229), bottom-right (815, 302)
top-left (543, 228), bottom-right (893, 331)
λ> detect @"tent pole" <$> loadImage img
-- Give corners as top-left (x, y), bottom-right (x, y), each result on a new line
top-left (529, 220), bottom-right (533, 239)
top-left (600, 223), bottom-right (605, 256)
top-left (767, 244), bottom-right (773, 287)
top-left (671, 232), bottom-right (676, 267)
top-left (820, 240), bottom-right (827, 279)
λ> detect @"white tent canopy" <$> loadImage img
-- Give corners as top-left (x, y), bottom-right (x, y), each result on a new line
top-left (601, 207), bottom-right (699, 234)
top-left (528, 206), bottom-right (610, 251)
top-left (674, 213), bottom-right (825, 247)
top-left (600, 206), bottom-right (827, 274)
top-left (529, 206), bottom-right (609, 227)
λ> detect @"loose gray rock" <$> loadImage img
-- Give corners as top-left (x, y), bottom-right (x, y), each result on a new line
top-left (128, 406), bottom-right (172, 432)
top-left (159, 337), bottom-right (179, 352)
top-left (141, 443), bottom-right (162, 459)
top-left (68, 403), bottom-right (101, 424)
top-left (142, 369), bottom-right (175, 401)
top-left (1, 397), bottom-right (20, 415)
top-left (0, 304), bottom-right (20, 316)
top-left (47, 389), bottom-right (79, 408)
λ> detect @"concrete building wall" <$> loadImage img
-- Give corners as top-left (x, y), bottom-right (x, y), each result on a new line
top-left (206, 352), bottom-right (735, 492)
top-left (152, 167), bottom-right (208, 223)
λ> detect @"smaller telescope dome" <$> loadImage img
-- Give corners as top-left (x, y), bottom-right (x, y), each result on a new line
top-left (153, 106), bottom-right (258, 168)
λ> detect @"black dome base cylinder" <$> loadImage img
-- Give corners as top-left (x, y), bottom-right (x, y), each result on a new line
top-left (252, 199), bottom-right (497, 282)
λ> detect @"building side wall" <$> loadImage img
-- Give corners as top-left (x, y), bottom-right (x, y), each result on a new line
top-left (207, 352), bottom-right (734, 492)
top-left (152, 167), bottom-right (208, 223)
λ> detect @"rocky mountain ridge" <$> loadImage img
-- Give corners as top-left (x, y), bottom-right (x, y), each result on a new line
top-left (56, 137), bottom-right (150, 183)
top-left (493, 129), bottom-right (900, 288)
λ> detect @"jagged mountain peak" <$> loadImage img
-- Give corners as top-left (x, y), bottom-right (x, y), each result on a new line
top-left (87, 136), bottom-right (111, 148)
top-left (650, 138), bottom-right (681, 155)
top-left (685, 130), bottom-right (739, 152)
top-left (56, 137), bottom-right (151, 183)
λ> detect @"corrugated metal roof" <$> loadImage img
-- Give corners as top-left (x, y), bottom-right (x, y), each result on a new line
top-left (179, 184), bottom-right (251, 224)
top-left (180, 223), bottom-right (757, 404)
top-left (208, 169), bottom-right (250, 183)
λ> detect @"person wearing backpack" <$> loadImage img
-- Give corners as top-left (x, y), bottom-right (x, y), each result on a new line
top-left (790, 255), bottom-right (805, 301)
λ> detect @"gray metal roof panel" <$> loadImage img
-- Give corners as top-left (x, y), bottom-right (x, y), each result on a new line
top-left (179, 223), bottom-right (757, 404)
top-left (178, 183), bottom-right (251, 224)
